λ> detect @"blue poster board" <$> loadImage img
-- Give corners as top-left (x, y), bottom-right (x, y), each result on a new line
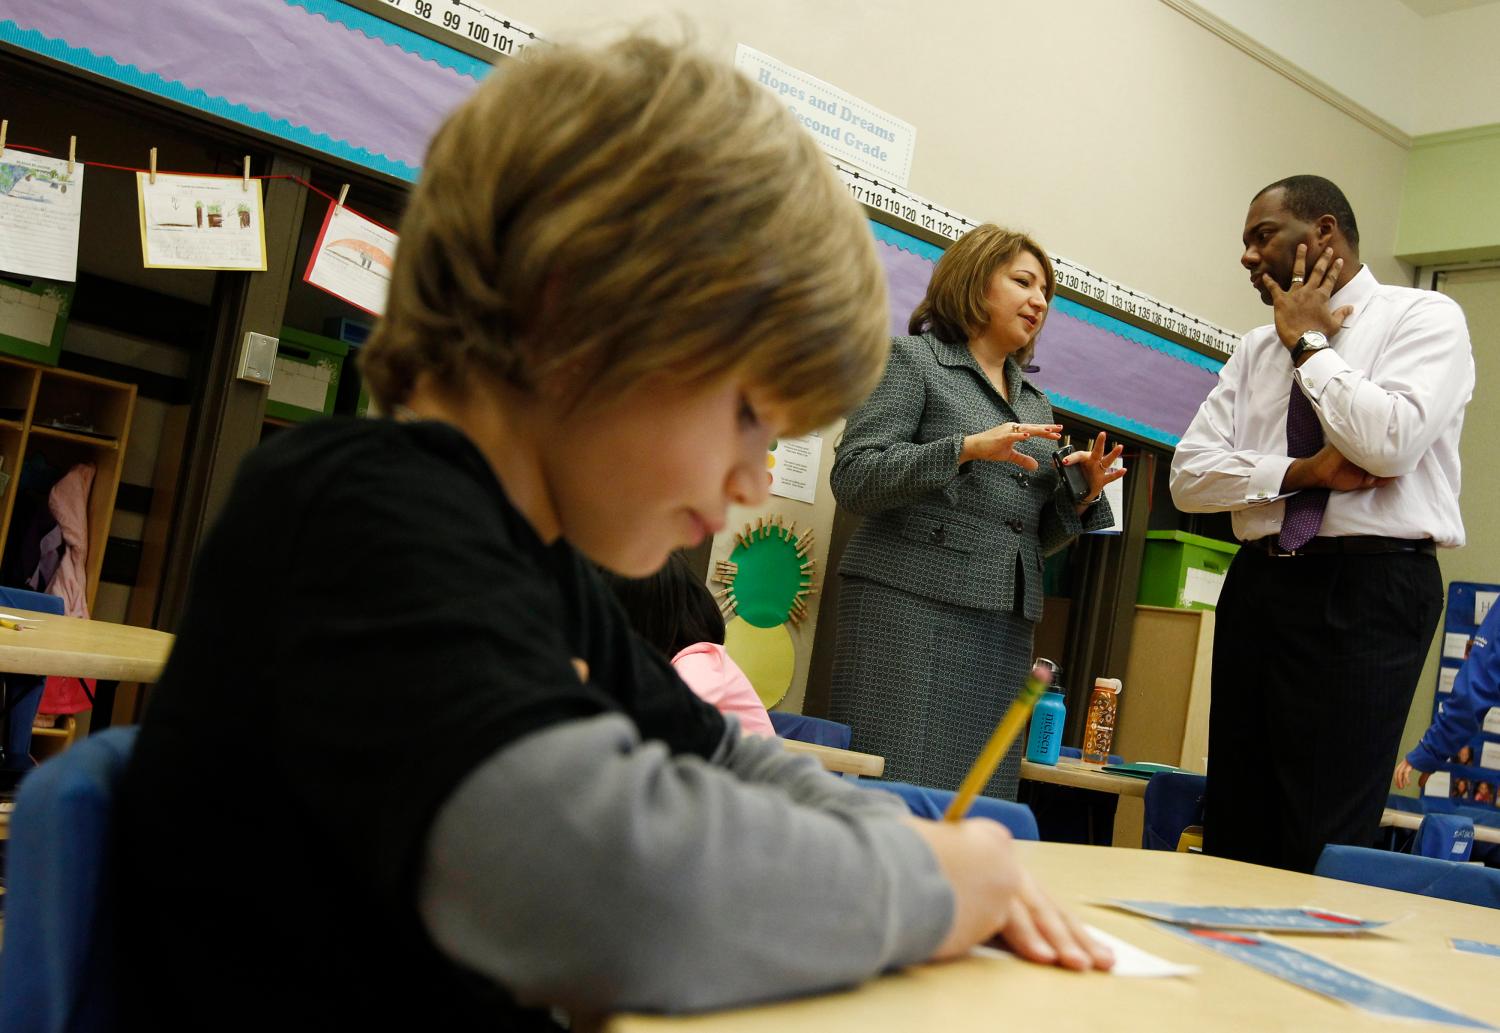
top-left (1423, 580), bottom-right (1500, 824)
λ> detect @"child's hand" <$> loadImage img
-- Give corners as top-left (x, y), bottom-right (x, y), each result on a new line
top-left (908, 818), bottom-right (1114, 971)
top-left (1393, 758), bottom-right (1429, 791)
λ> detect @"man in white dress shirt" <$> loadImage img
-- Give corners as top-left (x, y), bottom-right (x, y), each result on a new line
top-left (1170, 175), bottom-right (1474, 872)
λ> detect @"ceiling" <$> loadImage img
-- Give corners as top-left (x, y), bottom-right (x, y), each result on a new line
top-left (1398, 0), bottom-right (1500, 16)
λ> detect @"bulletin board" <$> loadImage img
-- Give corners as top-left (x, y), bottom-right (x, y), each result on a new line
top-left (1422, 580), bottom-right (1500, 824)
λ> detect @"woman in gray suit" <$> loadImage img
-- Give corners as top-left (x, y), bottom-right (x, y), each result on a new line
top-left (829, 224), bottom-right (1126, 799)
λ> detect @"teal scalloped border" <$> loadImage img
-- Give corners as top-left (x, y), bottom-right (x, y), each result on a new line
top-left (0, 18), bottom-right (421, 182)
top-left (1052, 296), bottom-right (1224, 373)
top-left (869, 219), bottom-right (945, 263)
top-left (1048, 390), bottom-right (1179, 447)
top-left (283, 0), bottom-right (491, 81)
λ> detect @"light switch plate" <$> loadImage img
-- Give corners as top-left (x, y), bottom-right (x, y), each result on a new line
top-left (238, 331), bottom-right (278, 385)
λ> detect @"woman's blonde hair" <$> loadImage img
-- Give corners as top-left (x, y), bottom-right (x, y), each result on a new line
top-left (907, 224), bottom-right (1055, 344)
top-left (361, 35), bottom-right (889, 433)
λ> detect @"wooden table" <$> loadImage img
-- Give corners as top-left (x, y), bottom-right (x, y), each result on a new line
top-left (1382, 806), bottom-right (1500, 846)
top-left (780, 739), bottom-right (885, 778)
top-left (0, 607), bottom-right (173, 731)
top-left (605, 842), bottom-right (1500, 1033)
top-left (1020, 758), bottom-right (1150, 847)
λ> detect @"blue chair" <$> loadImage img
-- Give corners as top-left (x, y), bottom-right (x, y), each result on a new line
top-left (0, 725), bottom-right (137, 1033)
top-left (858, 780), bottom-right (1039, 840)
top-left (0, 587), bottom-right (67, 772)
top-left (1412, 813), bottom-right (1475, 862)
top-left (1314, 844), bottom-right (1500, 909)
top-left (769, 711), bottom-right (852, 750)
top-left (1141, 771), bottom-right (1207, 851)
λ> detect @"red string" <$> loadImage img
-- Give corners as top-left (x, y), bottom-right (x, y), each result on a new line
top-left (5, 142), bottom-right (346, 208)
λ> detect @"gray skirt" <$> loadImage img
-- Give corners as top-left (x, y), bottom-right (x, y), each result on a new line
top-left (829, 575), bottom-right (1035, 800)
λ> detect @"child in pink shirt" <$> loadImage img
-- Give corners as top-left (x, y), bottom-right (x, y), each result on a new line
top-left (600, 553), bottom-right (776, 736)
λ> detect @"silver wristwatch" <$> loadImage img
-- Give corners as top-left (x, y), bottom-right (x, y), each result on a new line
top-left (1290, 330), bottom-right (1330, 363)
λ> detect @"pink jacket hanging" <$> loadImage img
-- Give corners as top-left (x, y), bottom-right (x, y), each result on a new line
top-left (38, 462), bottom-right (95, 715)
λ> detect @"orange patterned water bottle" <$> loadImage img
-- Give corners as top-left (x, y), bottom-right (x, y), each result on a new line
top-left (1082, 677), bottom-right (1123, 765)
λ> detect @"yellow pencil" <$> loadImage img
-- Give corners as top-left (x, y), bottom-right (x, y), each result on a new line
top-left (943, 659), bottom-right (1057, 822)
top-left (0, 618), bottom-right (27, 632)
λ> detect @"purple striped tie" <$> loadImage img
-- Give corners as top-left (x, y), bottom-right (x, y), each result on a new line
top-left (1279, 382), bottom-right (1328, 551)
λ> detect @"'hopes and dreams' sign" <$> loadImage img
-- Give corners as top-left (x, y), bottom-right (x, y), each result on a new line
top-left (734, 44), bottom-right (916, 187)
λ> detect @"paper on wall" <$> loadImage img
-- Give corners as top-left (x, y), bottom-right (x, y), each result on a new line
top-left (0, 148), bottom-right (83, 281)
top-left (1481, 741), bottom-right (1500, 771)
top-left (1439, 666), bottom-right (1459, 695)
top-left (137, 172), bottom-right (267, 270)
top-left (1182, 567), bottom-right (1225, 608)
top-left (1444, 633), bottom-right (1471, 660)
top-left (303, 201), bottom-right (398, 316)
top-left (1483, 708), bottom-right (1500, 736)
top-left (768, 432), bottom-right (821, 504)
top-left (1477, 591), bottom-right (1498, 626)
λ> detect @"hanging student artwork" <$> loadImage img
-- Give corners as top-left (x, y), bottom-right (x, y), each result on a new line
top-left (712, 516), bottom-right (817, 707)
top-left (136, 171), bottom-right (268, 271)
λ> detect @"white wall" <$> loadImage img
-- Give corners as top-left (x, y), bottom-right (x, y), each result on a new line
top-left (1418, 5), bottom-right (1500, 134)
top-left (490, 0), bottom-right (1411, 334)
top-left (1181, 0), bottom-right (1500, 138)
top-left (1186, 0), bottom-right (1423, 134)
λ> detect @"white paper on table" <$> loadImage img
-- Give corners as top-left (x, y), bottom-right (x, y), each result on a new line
top-left (1438, 666), bottom-right (1459, 695)
top-left (303, 202), bottom-right (398, 317)
top-left (970, 924), bottom-right (1197, 978)
top-left (1476, 591), bottom-right (1497, 626)
top-left (1443, 633), bottom-right (1470, 660)
top-left (0, 611), bottom-right (40, 622)
top-left (1181, 567), bottom-right (1225, 608)
top-left (0, 147), bottom-right (84, 281)
top-left (768, 432), bottom-right (821, 504)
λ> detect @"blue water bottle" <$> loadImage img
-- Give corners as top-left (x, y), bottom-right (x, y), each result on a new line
top-left (1025, 686), bottom-right (1066, 766)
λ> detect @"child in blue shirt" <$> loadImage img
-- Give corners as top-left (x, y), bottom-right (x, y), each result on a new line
top-left (1395, 601), bottom-right (1500, 788)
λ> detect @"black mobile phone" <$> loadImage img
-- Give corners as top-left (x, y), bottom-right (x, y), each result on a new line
top-left (1052, 446), bottom-right (1093, 503)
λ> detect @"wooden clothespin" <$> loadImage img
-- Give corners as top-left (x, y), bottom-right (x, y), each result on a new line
top-left (149, 147), bottom-right (158, 185)
top-left (242, 156), bottom-right (251, 191)
top-left (337, 183), bottom-right (350, 209)
top-left (67, 136), bottom-right (76, 176)
top-left (733, 531), bottom-right (748, 549)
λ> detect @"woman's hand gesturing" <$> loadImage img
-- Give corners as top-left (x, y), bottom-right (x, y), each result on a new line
top-left (960, 422), bottom-right (1062, 471)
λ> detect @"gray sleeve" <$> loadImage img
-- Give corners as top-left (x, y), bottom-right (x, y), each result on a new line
top-left (712, 721), bottom-right (911, 822)
top-left (418, 713), bottom-right (953, 1014)
top-left (831, 341), bottom-right (964, 516)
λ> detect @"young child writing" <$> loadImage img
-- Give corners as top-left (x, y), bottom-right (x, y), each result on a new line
top-left (117, 34), bottom-right (1110, 1030)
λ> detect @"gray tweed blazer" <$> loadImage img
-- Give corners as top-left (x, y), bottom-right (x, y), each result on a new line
top-left (831, 333), bottom-right (1114, 620)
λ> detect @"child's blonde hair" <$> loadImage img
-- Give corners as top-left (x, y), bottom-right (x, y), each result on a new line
top-left (361, 35), bottom-right (889, 433)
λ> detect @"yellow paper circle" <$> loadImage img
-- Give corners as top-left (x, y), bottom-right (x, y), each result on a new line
top-left (723, 616), bottom-right (795, 708)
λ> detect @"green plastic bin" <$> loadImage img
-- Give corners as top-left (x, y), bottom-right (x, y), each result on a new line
top-left (1137, 530), bottom-right (1239, 611)
top-left (266, 326), bottom-right (348, 423)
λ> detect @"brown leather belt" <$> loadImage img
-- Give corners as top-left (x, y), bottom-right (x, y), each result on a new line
top-left (1245, 535), bottom-right (1436, 558)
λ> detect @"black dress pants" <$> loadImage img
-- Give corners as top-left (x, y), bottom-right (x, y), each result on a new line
top-left (1203, 546), bottom-right (1442, 873)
